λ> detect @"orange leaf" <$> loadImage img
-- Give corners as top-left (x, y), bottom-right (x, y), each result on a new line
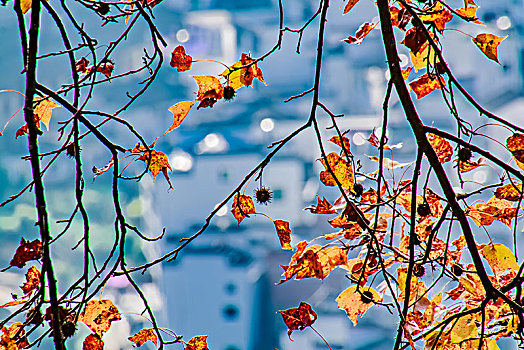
top-left (319, 152), bottom-right (354, 189)
top-left (472, 33), bottom-right (507, 63)
top-left (427, 133), bottom-right (452, 163)
top-left (278, 245), bottom-right (347, 283)
top-left (343, 22), bottom-right (376, 45)
top-left (33, 97), bottom-right (59, 131)
top-left (401, 66), bottom-right (412, 80)
top-left (336, 286), bottom-right (381, 326)
top-left (185, 335), bottom-right (208, 350)
top-left (418, 3), bottom-right (453, 32)
top-left (329, 136), bottom-right (351, 154)
top-left (0, 300), bottom-right (28, 308)
top-left (466, 196), bottom-right (518, 227)
top-left (138, 149), bottom-right (173, 181)
top-left (79, 299), bottom-right (121, 336)
top-left (455, 2), bottom-right (484, 25)
top-left (76, 57), bottom-right (89, 73)
top-left (170, 45), bottom-right (193, 72)
top-left (0, 322), bottom-right (29, 350)
top-left (457, 158), bottom-right (484, 172)
top-left (193, 75), bottom-right (224, 101)
top-left (9, 238), bottom-right (43, 268)
top-left (342, 0), bottom-right (360, 14)
top-left (83, 334), bottom-right (104, 350)
top-left (277, 302), bottom-right (317, 339)
top-left (409, 41), bottom-right (437, 72)
top-left (495, 182), bottom-right (522, 201)
top-left (231, 194), bottom-right (255, 224)
top-left (21, 266), bottom-right (40, 295)
top-left (165, 101), bottom-right (194, 135)
top-left (220, 53), bottom-right (266, 90)
top-left (507, 133), bottom-right (524, 163)
top-left (304, 195), bottom-right (336, 214)
top-left (274, 220), bottom-right (292, 250)
top-left (129, 328), bottom-right (158, 347)
top-left (409, 73), bottom-right (446, 99)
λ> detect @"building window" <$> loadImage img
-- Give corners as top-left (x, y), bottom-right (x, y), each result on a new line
top-left (222, 304), bottom-right (239, 321)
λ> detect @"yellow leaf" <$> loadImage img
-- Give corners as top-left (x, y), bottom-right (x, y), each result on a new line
top-left (221, 62), bottom-right (244, 90)
top-left (165, 101), bottom-right (194, 135)
top-left (409, 42), bottom-right (437, 72)
top-left (319, 152), bottom-right (354, 189)
top-left (336, 285), bottom-right (381, 326)
top-left (472, 33), bottom-right (507, 63)
top-left (193, 75), bottom-right (224, 101)
top-left (21, 0), bottom-right (32, 13)
top-left (480, 243), bottom-right (519, 276)
top-left (450, 315), bottom-right (478, 343)
top-left (33, 97), bottom-right (59, 131)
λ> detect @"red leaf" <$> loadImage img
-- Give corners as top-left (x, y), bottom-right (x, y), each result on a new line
top-left (9, 238), bottom-right (43, 268)
top-left (274, 220), bottom-right (292, 250)
top-left (170, 45), bottom-right (193, 72)
top-left (83, 334), bottom-right (104, 350)
top-left (277, 302), bottom-right (317, 339)
top-left (185, 335), bottom-right (208, 350)
top-left (231, 194), bottom-right (256, 224)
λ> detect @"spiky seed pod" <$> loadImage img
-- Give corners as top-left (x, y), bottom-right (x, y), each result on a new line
top-left (254, 186), bottom-right (272, 205)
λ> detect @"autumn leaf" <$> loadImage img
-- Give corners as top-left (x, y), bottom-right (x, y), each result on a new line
top-left (277, 302), bottom-right (317, 339)
top-left (495, 182), bottom-right (522, 201)
top-left (401, 66), bottom-right (412, 80)
top-left (457, 158), bottom-right (484, 173)
top-left (76, 57), bottom-right (89, 73)
top-left (336, 285), bottom-right (381, 326)
top-left (409, 41), bottom-right (437, 72)
top-left (170, 45), bottom-right (193, 72)
top-left (231, 194), bottom-right (256, 224)
top-left (279, 245), bottom-right (347, 283)
top-left (165, 101), bottom-right (194, 135)
top-left (193, 75), bottom-right (223, 108)
top-left (83, 334), bottom-right (104, 350)
top-left (409, 73), bottom-right (446, 99)
top-left (402, 26), bottom-right (428, 54)
top-left (344, 22), bottom-right (376, 45)
top-left (79, 299), bottom-right (121, 336)
top-left (319, 152), bottom-right (354, 189)
top-left (427, 133), bottom-right (452, 163)
top-left (507, 133), bottom-right (524, 163)
top-left (0, 322), bottom-right (29, 350)
top-left (129, 328), bottom-right (158, 347)
top-left (466, 196), bottom-right (518, 227)
top-left (21, 266), bottom-right (40, 295)
top-left (221, 53), bottom-right (266, 90)
top-left (342, 0), bottom-right (360, 14)
top-left (397, 267), bottom-right (427, 303)
top-left (137, 149), bottom-right (173, 189)
top-left (329, 136), bottom-right (351, 154)
top-left (450, 315), bottom-right (478, 343)
top-left (472, 33), bottom-right (507, 63)
top-left (33, 97), bottom-right (59, 131)
top-left (9, 238), bottom-right (43, 268)
top-left (455, 1), bottom-right (484, 25)
top-left (304, 195), bottom-right (336, 214)
top-left (418, 3), bottom-right (453, 32)
top-left (86, 60), bottom-right (114, 78)
top-left (480, 244), bottom-right (519, 277)
top-left (185, 335), bottom-right (208, 350)
top-left (274, 220), bottom-right (292, 250)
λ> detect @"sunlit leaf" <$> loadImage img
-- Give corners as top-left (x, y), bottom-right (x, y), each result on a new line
top-left (137, 149), bottom-right (173, 189)
top-left (319, 152), bottom-right (354, 189)
top-left (472, 33), bottom-right (507, 63)
top-left (33, 97), bottom-right (59, 131)
top-left (455, 1), bottom-right (484, 25)
top-left (128, 328), bottom-right (158, 347)
top-left (336, 285), bottom-right (381, 326)
top-left (231, 194), bottom-right (255, 224)
top-left (450, 315), bottom-right (478, 343)
top-left (186, 335), bottom-right (208, 350)
top-left (193, 75), bottom-right (224, 101)
top-left (165, 101), bottom-right (194, 135)
top-left (83, 334), bottom-right (104, 350)
top-left (507, 133), bottom-right (524, 163)
top-left (409, 42), bottom-right (437, 72)
top-left (466, 196), bottom-right (518, 227)
top-left (9, 238), bottom-right (43, 268)
top-left (170, 45), bottom-right (193, 72)
top-left (304, 195), bottom-right (336, 214)
top-left (79, 299), bottom-right (121, 336)
top-left (220, 53), bottom-right (265, 90)
top-left (274, 220), bottom-right (292, 250)
top-left (0, 322), bottom-right (29, 349)
top-left (329, 136), bottom-right (351, 154)
top-left (457, 157), bottom-right (484, 172)
top-left (427, 133), bottom-right (452, 163)
top-left (495, 182), bottom-right (522, 202)
top-left (342, 0), bottom-right (360, 14)
top-left (418, 3), bottom-right (453, 32)
top-left (278, 302), bottom-right (317, 339)
top-left (21, 266), bottom-right (40, 295)
top-left (344, 22), bottom-right (376, 45)
top-left (480, 243), bottom-right (519, 277)
top-left (409, 73), bottom-right (446, 99)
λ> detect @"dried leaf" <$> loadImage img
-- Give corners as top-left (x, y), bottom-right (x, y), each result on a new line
top-left (472, 33), bottom-right (507, 63)
top-left (507, 133), bottom-right (524, 163)
top-left (304, 195), bottom-right (336, 214)
top-left (193, 75), bottom-right (224, 101)
top-left (186, 335), bottom-right (208, 350)
top-left (279, 245), bottom-right (347, 283)
top-left (480, 244), bottom-right (519, 277)
top-left (457, 158), bottom-right (484, 172)
top-left (342, 0), bottom-right (360, 14)
top-left (21, 266), bottom-right (40, 295)
top-left (0, 300), bottom-right (28, 308)
top-left (455, 2), bottom-right (484, 25)
top-left (231, 194), bottom-right (255, 224)
top-left (402, 26), bottom-right (428, 54)
top-left (319, 152), bottom-right (354, 189)
top-left (409, 41), bottom-right (437, 72)
top-left (9, 238), bottom-right (43, 268)
top-left (138, 150), bottom-right (173, 184)
top-left (79, 299), bottom-right (121, 336)
top-left (170, 45), bottom-right (193, 72)
top-left (75, 57), bottom-right (89, 73)
top-left (274, 220), bottom-right (292, 250)
top-left (220, 53), bottom-right (266, 90)
top-left (86, 60), bottom-right (114, 78)
top-left (336, 286), bottom-right (381, 326)
top-left (418, 3), bottom-right (453, 32)
top-left (129, 328), bottom-right (158, 347)
top-left (329, 136), bottom-right (351, 154)
top-left (165, 101), bottom-right (194, 135)
top-left (450, 315), bottom-right (478, 343)
top-left (401, 66), bottom-right (412, 80)
top-left (427, 133), bottom-right (452, 163)
top-left (83, 334), bottom-right (104, 350)
top-left (409, 73), bottom-right (446, 99)
top-left (368, 156), bottom-right (412, 169)
top-left (344, 22), bottom-right (376, 45)
top-left (277, 302), bottom-right (317, 339)
top-left (466, 196), bottom-right (518, 227)
top-left (0, 322), bottom-right (29, 350)
top-left (495, 182), bottom-right (522, 201)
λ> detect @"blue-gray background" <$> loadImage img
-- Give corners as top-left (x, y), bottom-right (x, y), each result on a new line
top-left (0, 0), bottom-right (523, 349)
